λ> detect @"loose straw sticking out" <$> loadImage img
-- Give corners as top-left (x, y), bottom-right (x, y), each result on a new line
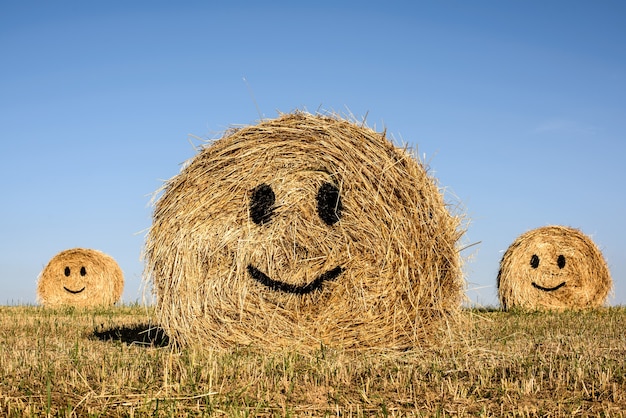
top-left (497, 225), bottom-right (612, 311)
top-left (37, 248), bottom-right (124, 307)
top-left (144, 111), bottom-right (466, 351)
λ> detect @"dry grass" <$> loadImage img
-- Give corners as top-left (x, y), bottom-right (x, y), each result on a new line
top-left (37, 248), bottom-right (124, 307)
top-left (1, 304), bottom-right (625, 417)
top-left (144, 111), bottom-right (465, 351)
top-left (498, 226), bottom-right (612, 311)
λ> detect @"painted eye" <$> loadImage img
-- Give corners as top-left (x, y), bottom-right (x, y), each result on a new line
top-left (64, 266), bottom-right (71, 277)
top-left (530, 254), bottom-right (540, 269)
top-left (317, 182), bottom-right (342, 225)
top-left (250, 183), bottom-right (275, 225)
top-left (557, 255), bottom-right (566, 269)
top-left (80, 266), bottom-right (87, 276)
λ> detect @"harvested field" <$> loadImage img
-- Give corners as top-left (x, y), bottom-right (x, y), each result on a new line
top-left (1, 305), bottom-right (625, 416)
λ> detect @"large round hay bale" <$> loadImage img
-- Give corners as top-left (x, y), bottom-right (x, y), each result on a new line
top-left (37, 248), bottom-right (124, 307)
top-left (144, 112), bottom-right (465, 350)
top-left (497, 225), bottom-right (612, 311)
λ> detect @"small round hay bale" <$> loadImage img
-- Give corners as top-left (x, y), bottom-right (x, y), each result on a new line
top-left (37, 248), bottom-right (124, 307)
top-left (497, 225), bottom-right (612, 311)
top-left (144, 112), bottom-right (465, 350)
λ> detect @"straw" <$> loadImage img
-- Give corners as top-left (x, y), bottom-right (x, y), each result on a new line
top-left (144, 111), bottom-right (465, 350)
top-left (37, 248), bottom-right (124, 307)
top-left (498, 225), bottom-right (612, 310)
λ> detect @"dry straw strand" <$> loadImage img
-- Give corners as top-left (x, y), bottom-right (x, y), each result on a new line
top-left (37, 248), bottom-right (124, 307)
top-left (144, 111), bottom-right (466, 350)
top-left (497, 225), bottom-right (612, 311)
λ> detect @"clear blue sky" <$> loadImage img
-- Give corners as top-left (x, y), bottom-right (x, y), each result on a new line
top-left (1, 1), bottom-right (624, 307)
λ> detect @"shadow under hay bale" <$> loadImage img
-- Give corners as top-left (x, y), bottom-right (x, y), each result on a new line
top-left (92, 324), bottom-right (170, 347)
top-left (144, 112), bottom-right (466, 350)
top-left (497, 225), bottom-right (612, 311)
top-left (37, 248), bottom-right (124, 308)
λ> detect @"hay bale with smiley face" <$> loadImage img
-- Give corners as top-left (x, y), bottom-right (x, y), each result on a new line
top-left (37, 248), bottom-right (124, 307)
top-left (144, 112), bottom-right (465, 350)
top-left (497, 225), bottom-right (612, 311)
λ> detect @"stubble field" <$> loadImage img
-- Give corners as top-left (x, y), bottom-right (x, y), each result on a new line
top-left (0, 304), bottom-right (625, 417)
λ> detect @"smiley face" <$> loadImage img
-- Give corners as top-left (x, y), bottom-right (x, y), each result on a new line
top-left (62, 265), bottom-right (88, 294)
top-left (497, 226), bottom-right (612, 310)
top-left (145, 112), bottom-right (464, 350)
top-left (37, 248), bottom-right (124, 307)
top-left (528, 252), bottom-right (567, 292)
top-left (246, 182), bottom-right (344, 294)
top-left (226, 170), bottom-right (353, 310)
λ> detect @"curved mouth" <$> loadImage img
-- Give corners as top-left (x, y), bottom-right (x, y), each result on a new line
top-left (531, 282), bottom-right (566, 292)
top-left (63, 286), bottom-right (86, 294)
top-left (247, 265), bottom-right (344, 295)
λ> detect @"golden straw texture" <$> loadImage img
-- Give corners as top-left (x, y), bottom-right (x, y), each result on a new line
top-left (144, 112), bottom-right (465, 350)
top-left (37, 248), bottom-right (124, 307)
top-left (498, 225), bottom-right (612, 311)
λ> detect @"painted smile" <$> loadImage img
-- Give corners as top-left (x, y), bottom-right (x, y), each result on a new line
top-left (63, 286), bottom-right (86, 294)
top-left (531, 282), bottom-right (566, 292)
top-left (247, 265), bottom-right (344, 295)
